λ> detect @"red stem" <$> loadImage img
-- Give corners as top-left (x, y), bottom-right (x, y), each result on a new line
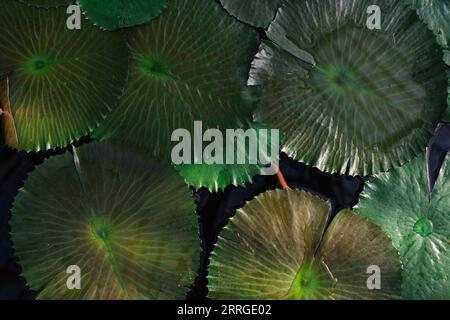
top-left (276, 167), bottom-right (289, 190)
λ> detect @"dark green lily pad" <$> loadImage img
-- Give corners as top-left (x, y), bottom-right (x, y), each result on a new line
top-left (251, 0), bottom-right (448, 176)
top-left (76, 0), bottom-right (167, 31)
top-left (219, 0), bottom-right (286, 28)
top-left (10, 142), bottom-right (199, 299)
top-left (0, 0), bottom-right (128, 152)
top-left (357, 154), bottom-right (450, 300)
top-left (176, 123), bottom-right (279, 192)
top-left (209, 189), bottom-right (402, 300)
top-left (93, 0), bottom-right (257, 160)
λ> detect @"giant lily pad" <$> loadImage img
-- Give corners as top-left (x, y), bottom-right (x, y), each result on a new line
top-left (77, 0), bottom-right (168, 31)
top-left (93, 0), bottom-right (257, 160)
top-left (209, 189), bottom-right (402, 300)
top-left (250, 0), bottom-right (448, 176)
top-left (0, 0), bottom-right (128, 152)
top-left (357, 154), bottom-right (450, 300)
top-left (219, 0), bottom-right (286, 28)
top-left (10, 142), bottom-right (199, 299)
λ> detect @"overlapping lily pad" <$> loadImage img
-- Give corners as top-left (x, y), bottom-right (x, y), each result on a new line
top-left (219, 0), bottom-right (285, 28)
top-left (357, 154), bottom-right (450, 300)
top-left (251, 0), bottom-right (448, 176)
top-left (407, 0), bottom-right (449, 49)
top-left (77, 0), bottom-right (168, 30)
top-left (209, 189), bottom-right (402, 300)
top-left (93, 0), bottom-right (257, 160)
top-left (176, 123), bottom-right (279, 191)
top-left (176, 155), bottom-right (261, 192)
top-left (10, 142), bottom-right (199, 299)
top-left (406, 0), bottom-right (450, 91)
top-left (0, 0), bottom-right (128, 152)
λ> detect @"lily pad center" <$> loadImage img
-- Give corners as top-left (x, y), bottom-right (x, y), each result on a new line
top-left (287, 261), bottom-right (327, 299)
top-left (137, 55), bottom-right (175, 80)
top-left (25, 56), bottom-right (54, 75)
top-left (91, 215), bottom-right (114, 243)
top-left (413, 217), bottom-right (434, 238)
top-left (323, 65), bottom-right (362, 94)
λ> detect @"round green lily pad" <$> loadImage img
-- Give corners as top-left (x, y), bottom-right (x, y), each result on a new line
top-left (251, 0), bottom-right (448, 176)
top-left (0, 0), bottom-right (128, 152)
top-left (93, 0), bottom-right (257, 160)
top-left (10, 142), bottom-right (199, 299)
top-left (209, 189), bottom-right (402, 300)
top-left (357, 154), bottom-right (450, 300)
top-left (76, 0), bottom-right (167, 31)
top-left (219, 0), bottom-right (286, 28)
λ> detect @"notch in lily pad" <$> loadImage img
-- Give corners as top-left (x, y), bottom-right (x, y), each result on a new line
top-left (219, 0), bottom-right (286, 28)
top-left (209, 189), bottom-right (402, 300)
top-left (426, 123), bottom-right (450, 199)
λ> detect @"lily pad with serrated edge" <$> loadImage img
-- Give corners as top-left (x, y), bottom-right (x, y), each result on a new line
top-left (406, 0), bottom-right (449, 49)
top-left (356, 154), bottom-right (450, 300)
top-left (76, 0), bottom-right (167, 31)
top-left (208, 189), bottom-right (402, 300)
top-left (176, 122), bottom-right (280, 192)
top-left (250, 0), bottom-right (448, 176)
top-left (93, 0), bottom-right (258, 160)
top-left (219, 0), bottom-right (286, 28)
top-left (406, 0), bottom-right (450, 90)
top-left (0, 0), bottom-right (128, 152)
top-left (10, 142), bottom-right (199, 300)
